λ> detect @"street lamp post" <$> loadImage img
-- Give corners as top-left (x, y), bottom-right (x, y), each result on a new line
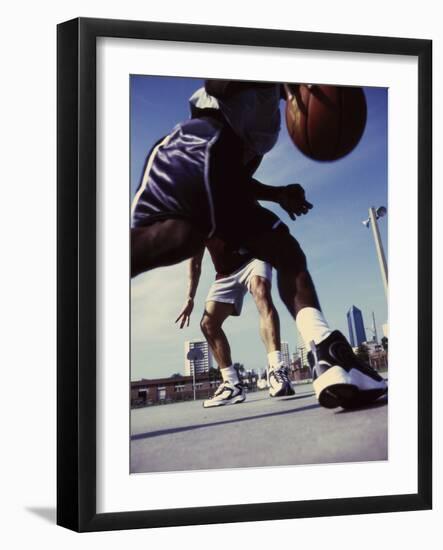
top-left (371, 311), bottom-right (378, 343)
top-left (365, 311), bottom-right (379, 343)
top-left (362, 206), bottom-right (388, 299)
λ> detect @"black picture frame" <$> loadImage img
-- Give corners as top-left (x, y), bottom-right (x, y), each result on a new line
top-left (57, 17), bottom-right (432, 532)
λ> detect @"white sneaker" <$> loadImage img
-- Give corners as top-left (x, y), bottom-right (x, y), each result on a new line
top-left (203, 381), bottom-right (246, 408)
top-left (269, 365), bottom-right (295, 397)
top-left (309, 331), bottom-right (388, 409)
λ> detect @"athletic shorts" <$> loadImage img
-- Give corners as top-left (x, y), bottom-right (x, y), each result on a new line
top-left (205, 259), bottom-right (272, 316)
top-left (131, 116), bottom-right (287, 246)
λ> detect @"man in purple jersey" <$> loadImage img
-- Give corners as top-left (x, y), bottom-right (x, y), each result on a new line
top-left (131, 80), bottom-right (387, 409)
top-left (175, 237), bottom-right (294, 407)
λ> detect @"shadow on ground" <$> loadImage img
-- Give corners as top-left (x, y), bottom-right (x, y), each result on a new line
top-left (132, 402), bottom-right (321, 441)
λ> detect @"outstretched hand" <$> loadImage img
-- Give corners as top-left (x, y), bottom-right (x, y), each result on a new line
top-left (175, 298), bottom-right (194, 329)
top-left (277, 184), bottom-right (313, 221)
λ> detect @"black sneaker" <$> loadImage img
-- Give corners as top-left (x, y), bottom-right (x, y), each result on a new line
top-left (269, 364), bottom-right (295, 397)
top-left (308, 331), bottom-right (387, 409)
top-left (203, 381), bottom-right (246, 408)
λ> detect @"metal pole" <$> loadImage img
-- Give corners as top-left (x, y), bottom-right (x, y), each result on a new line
top-left (368, 207), bottom-right (388, 299)
top-left (372, 311), bottom-right (378, 343)
top-left (192, 364), bottom-right (196, 401)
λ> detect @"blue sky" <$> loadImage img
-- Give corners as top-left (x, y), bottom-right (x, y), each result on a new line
top-left (130, 76), bottom-right (388, 381)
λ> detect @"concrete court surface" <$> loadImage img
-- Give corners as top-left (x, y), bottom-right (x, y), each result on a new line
top-left (130, 382), bottom-right (388, 473)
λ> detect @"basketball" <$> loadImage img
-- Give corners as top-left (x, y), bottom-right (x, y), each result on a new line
top-left (285, 84), bottom-right (367, 162)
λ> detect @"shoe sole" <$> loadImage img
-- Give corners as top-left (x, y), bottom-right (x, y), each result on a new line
top-left (202, 394), bottom-right (246, 408)
top-left (269, 384), bottom-right (296, 398)
top-left (313, 366), bottom-right (387, 409)
top-left (339, 387), bottom-right (388, 409)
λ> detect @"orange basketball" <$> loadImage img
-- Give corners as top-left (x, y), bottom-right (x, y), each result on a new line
top-left (285, 84), bottom-right (367, 161)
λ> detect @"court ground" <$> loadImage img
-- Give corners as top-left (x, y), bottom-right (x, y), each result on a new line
top-left (130, 380), bottom-right (388, 473)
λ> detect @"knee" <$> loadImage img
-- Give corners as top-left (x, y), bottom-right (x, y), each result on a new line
top-left (251, 278), bottom-right (274, 315)
top-left (200, 315), bottom-right (217, 338)
top-left (251, 279), bottom-right (273, 312)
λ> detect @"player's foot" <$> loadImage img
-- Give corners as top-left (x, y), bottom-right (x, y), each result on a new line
top-left (203, 381), bottom-right (246, 408)
top-left (309, 331), bottom-right (387, 409)
top-left (269, 364), bottom-right (295, 397)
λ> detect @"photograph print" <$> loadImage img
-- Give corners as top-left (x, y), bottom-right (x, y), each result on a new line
top-left (130, 76), bottom-right (389, 474)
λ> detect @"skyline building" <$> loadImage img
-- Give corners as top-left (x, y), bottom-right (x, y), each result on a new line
top-left (184, 339), bottom-right (213, 376)
top-left (281, 341), bottom-right (291, 368)
top-left (347, 305), bottom-right (367, 347)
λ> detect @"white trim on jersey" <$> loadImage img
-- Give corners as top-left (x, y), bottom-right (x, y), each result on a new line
top-left (130, 134), bottom-right (172, 218)
top-left (203, 129), bottom-right (221, 238)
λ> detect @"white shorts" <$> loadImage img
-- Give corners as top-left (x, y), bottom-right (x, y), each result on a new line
top-left (205, 259), bottom-right (272, 316)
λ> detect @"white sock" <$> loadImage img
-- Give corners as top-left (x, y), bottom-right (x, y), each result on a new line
top-left (221, 365), bottom-right (239, 384)
top-left (268, 350), bottom-right (283, 370)
top-left (296, 307), bottom-right (332, 348)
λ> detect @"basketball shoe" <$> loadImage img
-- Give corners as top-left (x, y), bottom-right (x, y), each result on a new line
top-left (203, 380), bottom-right (246, 408)
top-left (269, 364), bottom-right (295, 397)
top-left (308, 330), bottom-right (387, 409)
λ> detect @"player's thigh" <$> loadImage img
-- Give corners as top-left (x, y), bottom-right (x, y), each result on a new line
top-left (243, 226), bottom-right (307, 272)
top-left (131, 218), bottom-right (205, 276)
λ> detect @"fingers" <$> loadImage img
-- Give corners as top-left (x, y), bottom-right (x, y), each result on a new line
top-left (175, 312), bottom-right (191, 329)
top-left (284, 201), bottom-right (313, 220)
top-left (299, 201), bottom-right (313, 215)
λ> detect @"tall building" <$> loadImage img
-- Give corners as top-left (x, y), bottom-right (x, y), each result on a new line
top-left (184, 340), bottom-right (213, 376)
top-left (281, 341), bottom-right (291, 368)
top-left (347, 305), bottom-right (367, 347)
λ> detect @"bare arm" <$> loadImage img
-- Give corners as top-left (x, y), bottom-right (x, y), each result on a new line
top-left (175, 246), bottom-right (205, 328)
top-left (250, 179), bottom-right (313, 221)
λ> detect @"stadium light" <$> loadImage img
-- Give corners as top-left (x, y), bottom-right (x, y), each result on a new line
top-left (362, 206), bottom-right (388, 299)
top-left (376, 206), bottom-right (387, 218)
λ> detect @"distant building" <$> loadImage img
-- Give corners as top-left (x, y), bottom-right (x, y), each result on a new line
top-left (184, 340), bottom-right (213, 376)
top-left (281, 341), bottom-right (291, 368)
top-left (131, 373), bottom-right (221, 407)
top-left (364, 341), bottom-right (383, 355)
top-left (296, 346), bottom-right (307, 367)
top-left (347, 305), bottom-right (367, 347)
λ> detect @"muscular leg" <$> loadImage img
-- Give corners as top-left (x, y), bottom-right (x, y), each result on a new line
top-left (201, 300), bottom-right (246, 408)
top-left (131, 219), bottom-right (205, 277)
top-left (200, 301), bottom-right (235, 368)
top-left (243, 228), bottom-right (320, 320)
top-left (249, 276), bottom-right (281, 353)
top-left (249, 273), bottom-right (295, 396)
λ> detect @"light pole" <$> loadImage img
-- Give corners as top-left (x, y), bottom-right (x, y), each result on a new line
top-left (362, 206), bottom-right (388, 299)
top-left (365, 311), bottom-right (379, 343)
top-left (371, 311), bottom-right (378, 343)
